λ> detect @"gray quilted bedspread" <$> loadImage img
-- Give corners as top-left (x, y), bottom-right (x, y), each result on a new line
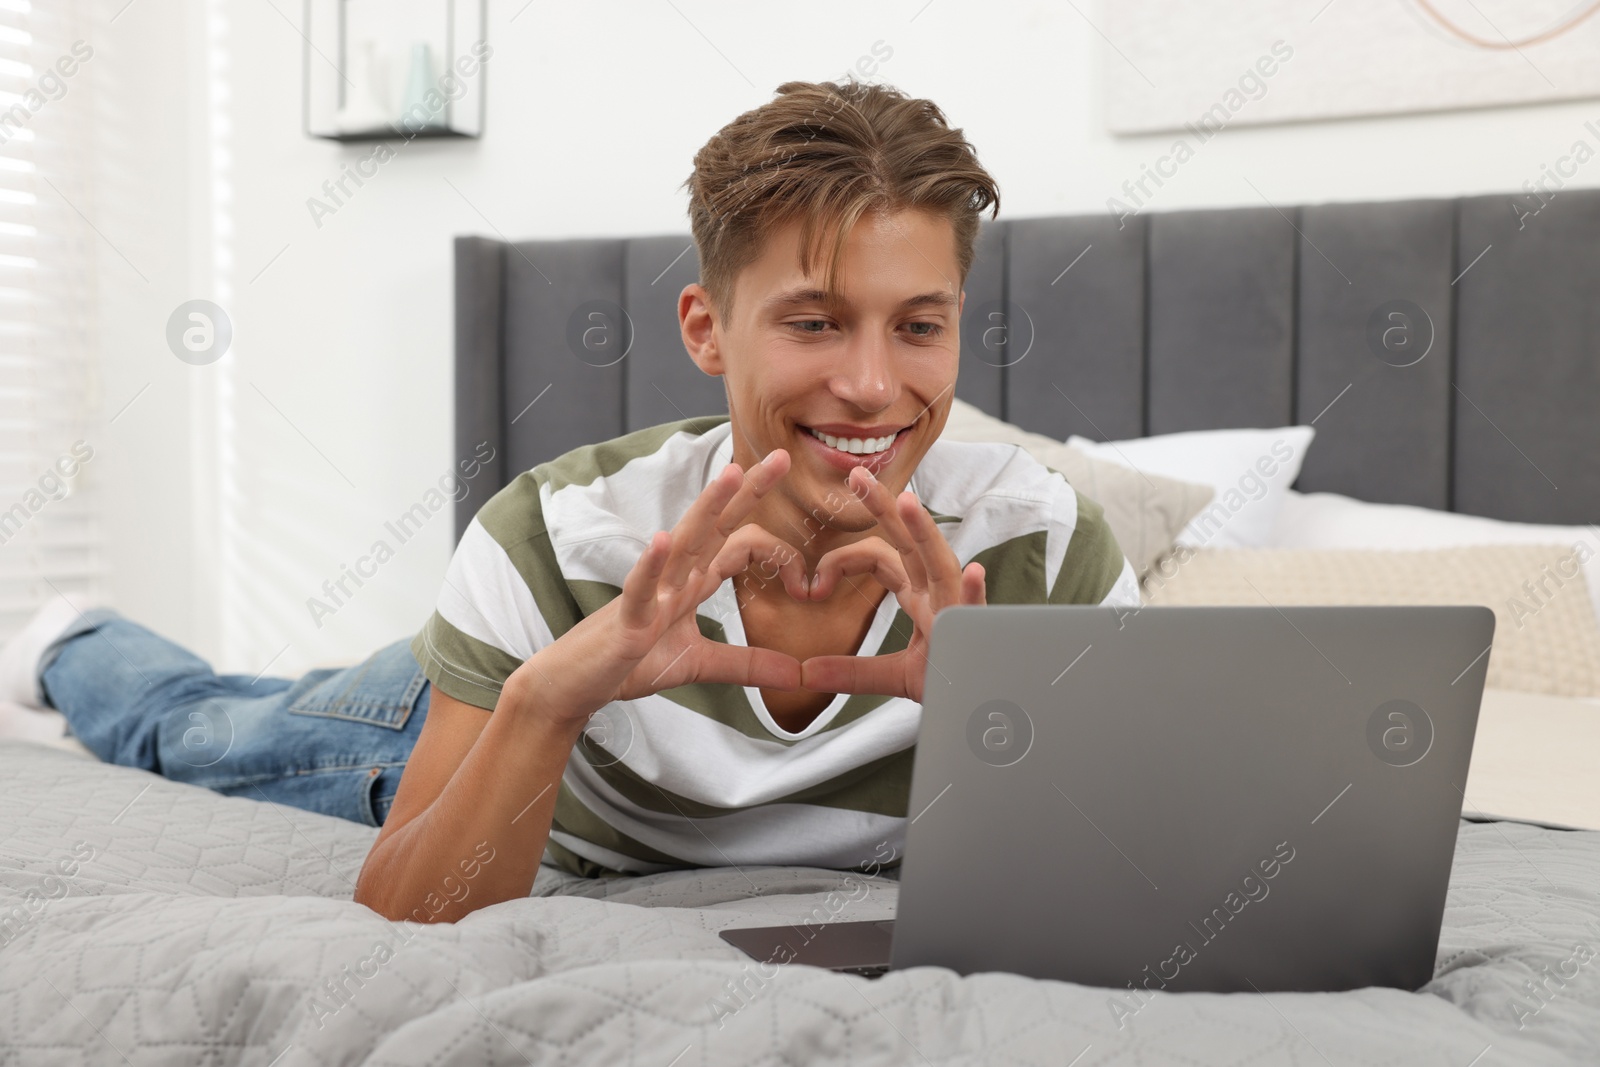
top-left (1, 742), bottom-right (1597, 1066)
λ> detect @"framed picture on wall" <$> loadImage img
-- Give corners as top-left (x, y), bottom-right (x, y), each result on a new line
top-left (1103, 1), bottom-right (1600, 133)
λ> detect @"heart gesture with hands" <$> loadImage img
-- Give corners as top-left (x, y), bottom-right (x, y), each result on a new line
top-left (799, 465), bottom-right (986, 703)
top-left (540, 449), bottom-right (985, 726)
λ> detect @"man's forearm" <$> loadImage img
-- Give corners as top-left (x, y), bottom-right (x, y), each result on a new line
top-left (354, 672), bottom-right (592, 922)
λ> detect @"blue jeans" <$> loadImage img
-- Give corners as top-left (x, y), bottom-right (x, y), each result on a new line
top-left (39, 611), bottom-right (429, 827)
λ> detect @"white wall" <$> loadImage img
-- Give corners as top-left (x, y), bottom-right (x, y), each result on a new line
top-left (92, 0), bottom-right (1600, 675)
top-left (88, 0), bottom-right (213, 655)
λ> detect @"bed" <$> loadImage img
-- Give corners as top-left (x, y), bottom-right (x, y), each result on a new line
top-left (0, 741), bottom-right (1594, 1064)
top-left (4, 191), bottom-right (1598, 1063)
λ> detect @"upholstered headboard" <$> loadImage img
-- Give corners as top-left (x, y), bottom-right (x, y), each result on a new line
top-left (453, 190), bottom-right (1600, 543)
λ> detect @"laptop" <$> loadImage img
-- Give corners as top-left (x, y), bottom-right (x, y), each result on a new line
top-left (719, 604), bottom-right (1494, 992)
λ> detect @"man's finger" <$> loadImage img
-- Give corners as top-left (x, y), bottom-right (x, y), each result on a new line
top-left (899, 492), bottom-right (964, 609)
top-left (962, 561), bottom-right (988, 605)
top-left (660, 462), bottom-right (746, 590)
top-left (708, 523), bottom-right (809, 603)
top-left (698, 641), bottom-right (803, 692)
top-left (847, 467), bottom-right (930, 592)
top-left (800, 650), bottom-right (912, 701)
top-left (809, 537), bottom-right (915, 607)
top-left (618, 531), bottom-right (670, 631)
top-left (714, 449), bottom-right (790, 538)
top-left (669, 450), bottom-right (790, 588)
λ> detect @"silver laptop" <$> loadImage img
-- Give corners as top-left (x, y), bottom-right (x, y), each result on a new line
top-left (720, 604), bottom-right (1494, 992)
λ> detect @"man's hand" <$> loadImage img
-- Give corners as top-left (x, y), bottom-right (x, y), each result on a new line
top-left (799, 465), bottom-right (986, 702)
top-left (516, 449), bottom-right (809, 725)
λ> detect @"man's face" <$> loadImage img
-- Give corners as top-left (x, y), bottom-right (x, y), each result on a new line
top-left (682, 208), bottom-right (963, 534)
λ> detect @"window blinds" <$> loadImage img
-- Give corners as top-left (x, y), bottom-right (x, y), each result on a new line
top-left (0, 0), bottom-right (100, 642)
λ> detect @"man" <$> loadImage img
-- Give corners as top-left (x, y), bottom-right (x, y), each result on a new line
top-left (0, 79), bottom-right (1137, 925)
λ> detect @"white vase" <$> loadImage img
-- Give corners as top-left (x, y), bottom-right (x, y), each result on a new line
top-left (334, 39), bottom-right (392, 135)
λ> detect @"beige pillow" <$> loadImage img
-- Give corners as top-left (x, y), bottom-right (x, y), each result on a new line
top-left (1142, 544), bottom-right (1600, 698)
top-left (939, 398), bottom-right (1215, 579)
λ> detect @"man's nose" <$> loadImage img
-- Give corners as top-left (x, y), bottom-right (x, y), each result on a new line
top-left (832, 326), bottom-right (896, 410)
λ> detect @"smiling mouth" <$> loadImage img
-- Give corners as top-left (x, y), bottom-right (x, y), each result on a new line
top-left (802, 426), bottom-right (905, 456)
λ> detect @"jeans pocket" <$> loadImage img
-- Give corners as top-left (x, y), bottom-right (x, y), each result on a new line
top-left (286, 640), bottom-right (426, 730)
top-left (361, 763), bottom-right (405, 827)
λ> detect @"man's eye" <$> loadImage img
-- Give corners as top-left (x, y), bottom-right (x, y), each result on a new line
top-left (790, 320), bottom-right (830, 334)
top-left (905, 322), bottom-right (944, 339)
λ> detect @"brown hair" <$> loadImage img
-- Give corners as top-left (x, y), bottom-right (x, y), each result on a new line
top-left (684, 79), bottom-right (1000, 317)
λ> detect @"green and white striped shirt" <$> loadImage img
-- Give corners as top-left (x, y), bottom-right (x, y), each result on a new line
top-left (412, 415), bottom-right (1138, 878)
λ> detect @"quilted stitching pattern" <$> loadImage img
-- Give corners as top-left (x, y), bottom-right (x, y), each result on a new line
top-left (1, 742), bottom-right (1596, 1065)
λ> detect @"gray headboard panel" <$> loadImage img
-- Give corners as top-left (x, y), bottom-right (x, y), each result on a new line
top-left (1149, 206), bottom-right (1298, 435)
top-left (623, 235), bottom-right (721, 429)
top-left (1006, 213), bottom-right (1146, 442)
top-left (454, 190), bottom-right (1600, 544)
top-left (1456, 191), bottom-right (1600, 524)
top-left (498, 237), bottom-right (627, 481)
top-left (1295, 199), bottom-right (1456, 511)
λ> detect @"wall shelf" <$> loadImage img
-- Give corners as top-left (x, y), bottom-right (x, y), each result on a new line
top-left (302, 0), bottom-right (487, 142)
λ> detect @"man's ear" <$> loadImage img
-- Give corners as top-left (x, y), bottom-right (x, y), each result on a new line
top-left (679, 283), bottom-right (725, 377)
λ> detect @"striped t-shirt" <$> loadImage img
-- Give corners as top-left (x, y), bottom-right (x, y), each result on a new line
top-left (411, 415), bottom-right (1139, 878)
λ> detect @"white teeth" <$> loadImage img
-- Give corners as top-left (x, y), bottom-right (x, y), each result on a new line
top-left (807, 427), bottom-right (897, 455)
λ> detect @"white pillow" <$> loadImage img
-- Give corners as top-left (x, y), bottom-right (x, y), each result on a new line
top-left (1065, 426), bottom-right (1316, 548)
top-left (937, 399), bottom-right (1216, 579)
top-left (1274, 489), bottom-right (1600, 624)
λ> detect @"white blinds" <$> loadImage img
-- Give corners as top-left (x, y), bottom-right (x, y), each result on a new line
top-left (0, 0), bottom-right (100, 641)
